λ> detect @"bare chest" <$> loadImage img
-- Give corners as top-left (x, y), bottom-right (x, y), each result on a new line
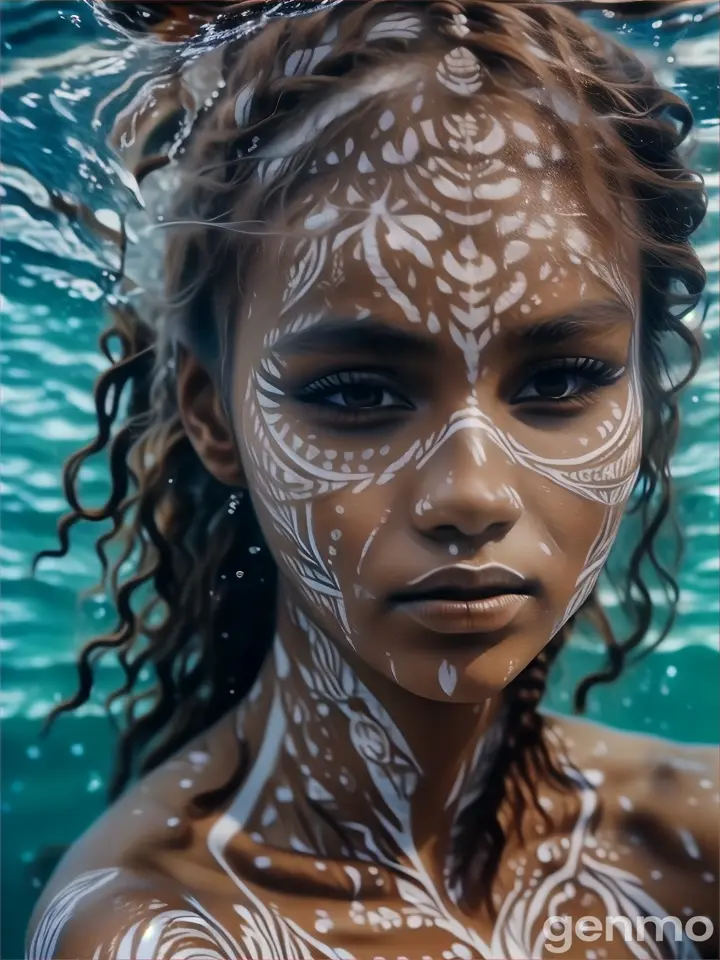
top-left (153, 825), bottom-right (703, 960)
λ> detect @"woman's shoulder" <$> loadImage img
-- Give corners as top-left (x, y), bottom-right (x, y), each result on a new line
top-left (26, 862), bottom-right (245, 960)
top-left (26, 709), bottom-right (244, 958)
top-left (545, 710), bottom-right (719, 800)
top-left (27, 866), bottom-right (176, 959)
top-left (543, 711), bottom-right (719, 924)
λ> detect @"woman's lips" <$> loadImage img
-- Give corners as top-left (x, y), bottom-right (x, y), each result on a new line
top-left (388, 563), bottom-right (537, 635)
top-left (394, 592), bottom-right (531, 634)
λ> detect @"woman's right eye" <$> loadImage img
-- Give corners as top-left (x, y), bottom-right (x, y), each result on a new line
top-left (294, 372), bottom-right (413, 415)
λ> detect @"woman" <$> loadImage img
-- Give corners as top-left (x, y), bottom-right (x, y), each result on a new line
top-left (26, 1), bottom-right (718, 957)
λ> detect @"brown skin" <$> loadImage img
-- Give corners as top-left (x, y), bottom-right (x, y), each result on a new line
top-left (28, 87), bottom-right (719, 960)
top-left (28, 709), bottom-right (719, 959)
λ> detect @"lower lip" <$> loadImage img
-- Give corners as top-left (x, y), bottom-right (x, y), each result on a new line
top-left (394, 593), bottom-right (530, 635)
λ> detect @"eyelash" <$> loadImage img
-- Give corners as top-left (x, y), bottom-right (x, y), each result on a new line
top-left (293, 358), bottom-right (624, 421)
top-left (512, 357), bottom-right (625, 408)
top-left (294, 371), bottom-right (411, 419)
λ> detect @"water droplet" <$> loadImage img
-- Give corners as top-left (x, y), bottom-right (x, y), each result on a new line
top-left (236, 570), bottom-right (244, 579)
top-left (87, 774), bottom-right (102, 793)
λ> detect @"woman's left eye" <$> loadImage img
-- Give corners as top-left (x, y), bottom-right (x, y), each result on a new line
top-left (513, 359), bottom-right (623, 405)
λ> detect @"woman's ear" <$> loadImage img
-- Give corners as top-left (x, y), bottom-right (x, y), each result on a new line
top-left (176, 346), bottom-right (245, 488)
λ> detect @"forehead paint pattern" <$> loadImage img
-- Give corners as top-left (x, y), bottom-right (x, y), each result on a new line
top-left (30, 619), bottom-right (704, 960)
top-left (240, 35), bottom-right (641, 660)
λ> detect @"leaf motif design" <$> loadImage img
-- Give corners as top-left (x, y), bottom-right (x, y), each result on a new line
top-left (395, 877), bottom-right (445, 921)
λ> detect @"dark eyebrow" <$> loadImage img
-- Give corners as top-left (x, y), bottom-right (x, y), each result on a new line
top-left (273, 301), bottom-right (633, 357)
top-left (273, 316), bottom-right (436, 359)
top-left (513, 299), bottom-right (635, 347)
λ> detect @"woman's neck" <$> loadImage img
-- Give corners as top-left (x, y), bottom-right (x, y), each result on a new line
top-left (235, 598), bottom-right (506, 894)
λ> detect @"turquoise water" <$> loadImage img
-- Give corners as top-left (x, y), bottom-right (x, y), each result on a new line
top-left (1, 2), bottom-right (718, 956)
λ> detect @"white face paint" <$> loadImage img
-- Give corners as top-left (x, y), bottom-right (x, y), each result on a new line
top-left (233, 46), bottom-right (641, 705)
top-left (29, 19), bottom-right (700, 960)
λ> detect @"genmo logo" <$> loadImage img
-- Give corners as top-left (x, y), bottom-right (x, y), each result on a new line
top-left (543, 914), bottom-right (715, 953)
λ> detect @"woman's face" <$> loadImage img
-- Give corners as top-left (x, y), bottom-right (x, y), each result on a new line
top-left (230, 77), bottom-right (642, 703)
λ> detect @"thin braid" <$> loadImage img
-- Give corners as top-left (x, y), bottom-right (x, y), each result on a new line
top-left (455, 628), bottom-right (569, 913)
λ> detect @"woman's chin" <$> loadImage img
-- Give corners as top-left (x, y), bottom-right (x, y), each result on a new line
top-left (372, 641), bottom-right (544, 705)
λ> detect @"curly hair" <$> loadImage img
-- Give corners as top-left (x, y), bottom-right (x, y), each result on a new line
top-left (36, 0), bottom-right (707, 906)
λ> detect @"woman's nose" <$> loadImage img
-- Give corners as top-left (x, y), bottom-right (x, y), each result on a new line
top-left (411, 427), bottom-right (522, 545)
